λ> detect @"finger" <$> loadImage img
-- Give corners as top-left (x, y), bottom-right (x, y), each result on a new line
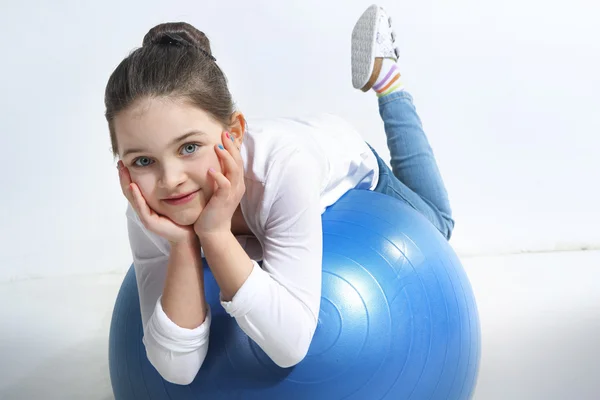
top-left (215, 141), bottom-right (240, 180)
top-left (224, 131), bottom-right (236, 146)
top-left (223, 132), bottom-right (244, 180)
top-left (223, 131), bottom-right (242, 162)
top-left (129, 183), bottom-right (151, 215)
top-left (208, 167), bottom-right (231, 193)
top-left (118, 162), bottom-right (134, 203)
top-left (215, 143), bottom-right (227, 175)
top-left (117, 161), bottom-right (129, 188)
top-left (129, 183), bottom-right (156, 223)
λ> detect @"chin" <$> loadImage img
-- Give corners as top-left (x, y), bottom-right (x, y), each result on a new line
top-left (168, 207), bottom-right (202, 226)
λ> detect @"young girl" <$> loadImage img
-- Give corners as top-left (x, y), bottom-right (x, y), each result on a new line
top-left (106, 4), bottom-right (454, 385)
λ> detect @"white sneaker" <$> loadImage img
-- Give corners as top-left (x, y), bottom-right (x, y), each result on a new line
top-left (351, 4), bottom-right (400, 91)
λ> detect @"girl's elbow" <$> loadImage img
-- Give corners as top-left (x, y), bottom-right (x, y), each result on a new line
top-left (145, 344), bottom-right (207, 385)
top-left (161, 368), bottom-right (199, 386)
top-left (272, 322), bottom-right (316, 368)
top-left (273, 343), bottom-right (310, 368)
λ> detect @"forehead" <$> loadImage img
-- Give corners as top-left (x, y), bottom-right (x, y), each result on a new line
top-left (114, 97), bottom-right (219, 151)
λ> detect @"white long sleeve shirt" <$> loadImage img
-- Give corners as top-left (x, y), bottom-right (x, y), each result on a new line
top-left (126, 113), bottom-right (379, 384)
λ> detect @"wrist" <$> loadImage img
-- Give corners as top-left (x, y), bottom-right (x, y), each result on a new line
top-left (196, 230), bottom-right (232, 245)
top-left (167, 237), bottom-right (204, 275)
top-left (169, 229), bottom-right (198, 245)
top-left (196, 231), bottom-right (233, 258)
top-left (169, 235), bottom-right (201, 253)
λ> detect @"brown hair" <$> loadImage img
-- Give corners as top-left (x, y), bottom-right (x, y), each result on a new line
top-left (104, 22), bottom-right (234, 156)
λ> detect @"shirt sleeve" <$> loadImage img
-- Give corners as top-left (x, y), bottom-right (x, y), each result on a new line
top-left (220, 150), bottom-right (323, 368)
top-left (126, 207), bottom-right (211, 385)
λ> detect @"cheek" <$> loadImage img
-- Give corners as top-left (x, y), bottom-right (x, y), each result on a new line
top-left (184, 158), bottom-right (215, 200)
top-left (130, 172), bottom-right (158, 202)
top-left (189, 155), bottom-right (215, 181)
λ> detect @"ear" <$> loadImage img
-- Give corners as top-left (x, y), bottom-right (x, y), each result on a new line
top-left (228, 112), bottom-right (246, 146)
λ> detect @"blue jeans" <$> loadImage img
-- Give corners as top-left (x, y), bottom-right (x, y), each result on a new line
top-left (368, 91), bottom-right (455, 240)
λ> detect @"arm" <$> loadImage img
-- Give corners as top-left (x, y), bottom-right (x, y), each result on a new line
top-left (200, 152), bottom-right (323, 368)
top-left (127, 208), bottom-right (210, 385)
top-left (162, 238), bottom-right (207, 330)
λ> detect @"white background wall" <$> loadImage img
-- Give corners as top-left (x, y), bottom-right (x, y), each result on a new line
top-left (1, 0), bottom-right (598, 282)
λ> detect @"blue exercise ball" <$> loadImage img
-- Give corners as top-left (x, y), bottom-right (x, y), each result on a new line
top-left (109, 189), bottom-right (481, 399)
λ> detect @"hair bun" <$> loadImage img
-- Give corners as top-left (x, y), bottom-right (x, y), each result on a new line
top-left (142, 22), bottom-right (215, 60)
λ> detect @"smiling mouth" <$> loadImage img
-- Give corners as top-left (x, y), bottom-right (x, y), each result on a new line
top-left (162, 190), bottom-right (200, 205)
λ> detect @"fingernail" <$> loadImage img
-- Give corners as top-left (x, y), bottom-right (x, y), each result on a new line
top-left (209, 167), bottom-right (215, 173)
top-left (230, 134), bottom-right (235, 143)
top-left (218, 144), bottom-right (224, 150)
top-left (225, 131), bottom-right (230, 139)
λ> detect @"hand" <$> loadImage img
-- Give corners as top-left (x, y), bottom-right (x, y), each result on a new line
top-left (193, 131), bottom-right (246, 238)
top-left (118, 161), bottom-right (196, 244)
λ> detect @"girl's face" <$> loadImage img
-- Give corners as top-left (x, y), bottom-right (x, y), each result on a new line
top-left (114, 97), bottom-right (231, 226)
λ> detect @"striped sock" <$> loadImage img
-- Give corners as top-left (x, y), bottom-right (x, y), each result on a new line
top-left (372, 59), bottom-right (404, 97)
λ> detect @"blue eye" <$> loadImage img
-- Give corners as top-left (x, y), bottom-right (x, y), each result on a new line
top-left (134, 157), bottom-right (153, 167)
top-left (181, 143), bottom-right (199, 155)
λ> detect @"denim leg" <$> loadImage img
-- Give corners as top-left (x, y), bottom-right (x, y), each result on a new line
top-left (371, 91), bottom-right (455, 239)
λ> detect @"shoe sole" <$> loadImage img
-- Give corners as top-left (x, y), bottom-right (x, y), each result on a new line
top-left (351, 4), bottom-right (380, 90)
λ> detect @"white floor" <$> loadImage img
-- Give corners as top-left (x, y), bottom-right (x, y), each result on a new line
top-left (1, 251), bottom-right (599, 400)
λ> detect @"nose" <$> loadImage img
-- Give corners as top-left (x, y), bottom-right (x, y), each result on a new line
top-left (158, 162), bottom-right (186, 191)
